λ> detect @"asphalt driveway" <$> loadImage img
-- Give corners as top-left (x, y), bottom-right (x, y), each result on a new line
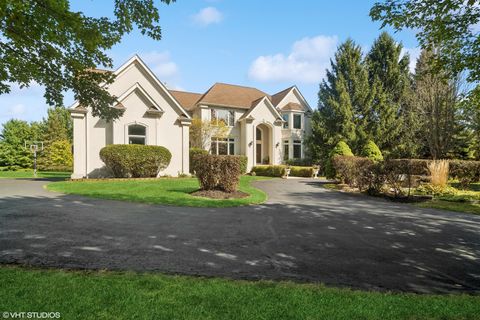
top-left (0, 177), bottom-right (479, 294)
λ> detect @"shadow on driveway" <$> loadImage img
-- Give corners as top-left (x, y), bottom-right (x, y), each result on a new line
top-left (0, 178), bottom-right (479, 294)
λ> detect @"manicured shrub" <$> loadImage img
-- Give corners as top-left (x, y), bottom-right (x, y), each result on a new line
top-left (100, 144), bottom-right (171, 178)
top-left (193, 154), bottom-right (241, 192)
top-left (189, 147), bottom-right (208, 173)
top-left (449, 160), bottom-right (480, 188)
top-left (361, 140), bottom-right (383, 161)
top-left (239, 156), bottom-right (248, 174)
top-left (325, 141), bottom-right (354, 178)
top-left (251, 165), bottom-right (286, 177)
top-left (289, 166), bottom-right (315, 177)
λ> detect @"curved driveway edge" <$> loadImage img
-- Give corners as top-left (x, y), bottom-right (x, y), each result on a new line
top-left (1, 178), bottom-right (479, 294)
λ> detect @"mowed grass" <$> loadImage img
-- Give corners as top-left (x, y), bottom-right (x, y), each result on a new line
top-left (47, 176), bottom-right (269, 207)
top-left (416, 183), bottom-right (480, 215)
top-left (0, 169), bottom-right (71, 179)
top-left (1, 267), bottom-right (479, 320)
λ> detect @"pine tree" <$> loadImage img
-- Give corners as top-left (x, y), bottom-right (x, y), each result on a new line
top-left (366, 32), bottom-right (416, 157)
top-left (43, 106), bottom-right (73, 144)
top-left (311, 39), bottom-right (371, 164)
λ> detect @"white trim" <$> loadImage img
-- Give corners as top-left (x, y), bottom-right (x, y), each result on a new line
top-left (275, 86), bottom-right (313, 112)
top-left (241, 96), bottom-right (283, 122)
top-left (125, 122), bottom-right (148, 145)
top-left (69, 55), bottom-right (191, 119)
top-left (116, 82), bottom-right (164, 112)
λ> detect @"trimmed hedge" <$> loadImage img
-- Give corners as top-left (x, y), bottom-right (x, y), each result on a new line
top-left (252, 165), bottom-right (315, 178)
top-left (100, 144), bottom-right (171, 178)
top-left (189, 148), bottom-right (208, 174)
top-left (449, 160), bottom-right (480, 188)
top-left (192, 154), bottom-right (241, 192)
top-left (252, 165), bottom-right (286, 177)
top-left (290, 166), bottom-right (315, 177)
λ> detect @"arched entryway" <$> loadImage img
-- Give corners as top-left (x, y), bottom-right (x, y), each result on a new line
top-left (255, 123), bottom-right (272, 165)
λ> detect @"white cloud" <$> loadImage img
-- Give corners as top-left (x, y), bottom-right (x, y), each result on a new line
top-left (142, 51), bottom-right (178, 79)
top-left (192, 7), bottom-right (223, 26)
top-left (248, 35), bottom-right (338, 83)
top-left (7, 103), bottom-right (26, 116)
top-left (401, 47), bottom-right (421, 73)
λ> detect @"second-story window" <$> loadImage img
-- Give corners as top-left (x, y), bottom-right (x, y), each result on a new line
top-left (282, 114), bottom-right (289, 129)
top-left (293, 114), bottom-right (302, 129)
top-left (211, 109), bottom-right (235, 127)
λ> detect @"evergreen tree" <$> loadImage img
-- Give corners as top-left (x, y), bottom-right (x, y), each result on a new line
top-left (366, 32), bottom-right (416, 157)
top-left (361, 140), bottom-right (383, 161)
top-left (43, 106), bottom-right (73, 143)
top-left (311, 39), bottom-right (371, 164)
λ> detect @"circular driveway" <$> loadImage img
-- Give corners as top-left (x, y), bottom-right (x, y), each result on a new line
top-left (1, 177), bottom-right (479, 294)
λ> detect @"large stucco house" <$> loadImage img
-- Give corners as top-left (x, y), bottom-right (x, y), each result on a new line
top-left (70, 55), bottom-right (312, 178)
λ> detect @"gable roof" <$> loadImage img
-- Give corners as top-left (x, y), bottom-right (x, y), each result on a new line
top-left (271, 86), bottom-right (294, 106)
top-left (169, 90), bottom-right (202, 111)
top-left (196, 83), bottom-right (271, 109)
top-left (239, 96), bottom-right (283, 121)
top-left (69, 55), bottom-right (191, 119)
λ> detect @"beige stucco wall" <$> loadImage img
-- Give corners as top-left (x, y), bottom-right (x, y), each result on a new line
top-left (276, 90), bottom-right (312, 160)
top-left (71, 59), bottom-right (189, 178)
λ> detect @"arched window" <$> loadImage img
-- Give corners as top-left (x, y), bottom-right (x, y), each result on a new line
top-left (256, 127), bottom-right (262, 141)
top-left (128, 124), bottom-right (146, 145)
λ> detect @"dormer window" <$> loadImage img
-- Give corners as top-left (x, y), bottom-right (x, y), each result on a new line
top-left (211, 109), bottom-right (235, 127)
top-left (128, 124), bottom-right (146, 145)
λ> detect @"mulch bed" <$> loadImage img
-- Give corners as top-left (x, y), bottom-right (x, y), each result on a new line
top-left (190, 190), bottom-right (249, 199)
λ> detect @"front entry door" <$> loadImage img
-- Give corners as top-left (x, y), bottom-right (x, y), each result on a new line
top-left (256, 143), bottom-right (262, 164)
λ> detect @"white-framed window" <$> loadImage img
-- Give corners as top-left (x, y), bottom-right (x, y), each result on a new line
top-left (211, 138), bottom-right (235, 155)
top-left (293, 140), bottom-right (302, 158)
top-left (128, 124), bottom-right (146, 145)
top-left (283, 140), bottom-right (289, 160)
top-left (293, 114), bottom-right (302, 129)
top-left (282, 114), bottom-right (289, 129)
top-left (211, 109), bottom-right (235, 127)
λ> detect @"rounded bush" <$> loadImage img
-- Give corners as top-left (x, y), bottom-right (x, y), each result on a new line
top-left (100, 144), bottom-right (171, 178)
top-left (361, 140), bottom-right (383, 161)
top-left (193, 154), bottom-right (241, 193)
top-left (189, 147), bottom-right (208, 173)
top-left (325, 141), bottom-right (354, 178)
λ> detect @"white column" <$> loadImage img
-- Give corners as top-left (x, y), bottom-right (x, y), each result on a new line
top-left (179, 119), bottom-right (191, 174)
top-left (71, 113), bottom-right (87, 179)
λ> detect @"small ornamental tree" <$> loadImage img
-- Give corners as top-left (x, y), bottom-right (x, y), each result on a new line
top-left (38, 140), bottom-right (73, 171)
top-left (361, 140), bottom-right (383, 161)
top-left (325, 141), bottom-right (354, 178)
top-left (189, 118), bottom-right (228, 151)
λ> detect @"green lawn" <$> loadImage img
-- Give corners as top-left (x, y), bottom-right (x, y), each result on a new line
top-left (47, 176), bottom-right (269, 207)
top-left (415, 183), bottom-right (480, 215)
top-left (1, 266), bottom-right (479, 320)
top-left (0, 169), bottom-right (71, 179)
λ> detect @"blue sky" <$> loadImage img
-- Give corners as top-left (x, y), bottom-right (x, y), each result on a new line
top-left (0, 0), bottom-right (419, 126)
